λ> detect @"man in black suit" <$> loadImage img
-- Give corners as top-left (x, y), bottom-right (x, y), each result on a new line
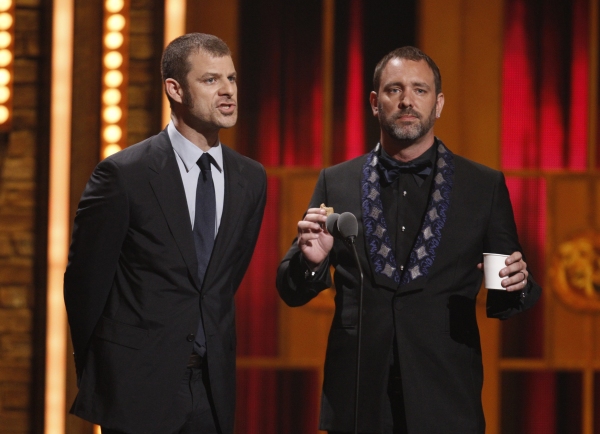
top-left (277, 46), bottom-right (541, 433)
top-left (64, 33), bottom-right (266, 434)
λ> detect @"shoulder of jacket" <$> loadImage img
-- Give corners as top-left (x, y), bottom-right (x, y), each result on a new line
top-left (453, 154), bottom-right (502, 179)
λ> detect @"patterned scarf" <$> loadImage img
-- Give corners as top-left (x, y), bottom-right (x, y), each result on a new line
top-left (361, 139), bottom-right (454, 286)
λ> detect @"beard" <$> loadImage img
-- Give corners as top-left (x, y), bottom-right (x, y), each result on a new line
top-left (181, 84), bottom-right (194, 109)
top-left (378, 102), bottom-right (437, 141)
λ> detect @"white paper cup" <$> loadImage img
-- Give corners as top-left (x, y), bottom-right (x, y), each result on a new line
top-left (483, 253), bottom-right (509, 290)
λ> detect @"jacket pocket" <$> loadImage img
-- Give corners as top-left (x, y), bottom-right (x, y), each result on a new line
top-left (94, 316), bottom-right (149, 350)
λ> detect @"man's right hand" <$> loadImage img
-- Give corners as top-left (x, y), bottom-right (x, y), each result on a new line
top-left (297, 207), bottom-right (334, 269)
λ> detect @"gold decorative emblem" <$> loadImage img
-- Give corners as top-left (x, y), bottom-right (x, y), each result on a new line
top-left (550, 232), bottom-right (600, 311)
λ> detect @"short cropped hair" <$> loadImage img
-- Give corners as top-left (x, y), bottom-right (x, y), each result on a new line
top-left (372, 46), bottom-right (442, 95)
top-left (161, 33), bottom-right (231, 103)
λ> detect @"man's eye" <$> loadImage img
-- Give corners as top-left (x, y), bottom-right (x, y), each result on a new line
top-left (228, 76), bottom-right (236, 83)
top-left (206, 78), bottom-right (216, 84)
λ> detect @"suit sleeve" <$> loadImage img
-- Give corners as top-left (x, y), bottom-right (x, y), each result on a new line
top-left (64, 158), bottom-right (129, 378)
top-left (276, 169), bottom-right (333, 307)
top-left (484, 172), bottom-right (542, 319)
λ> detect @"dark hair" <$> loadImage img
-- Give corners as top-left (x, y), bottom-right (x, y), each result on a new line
top-left (161, 33), bottom-right (231, 103)
top-left (372, 46), bottom-right (442, 95)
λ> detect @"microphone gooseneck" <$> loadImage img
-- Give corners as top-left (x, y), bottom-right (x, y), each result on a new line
top-left (333, 212), bottom-right (364, 434)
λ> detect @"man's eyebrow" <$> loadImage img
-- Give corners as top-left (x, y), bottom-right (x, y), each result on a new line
top-left (383, 81), bottom-right (402, 89)
top-left (411, 81), bottom-right (431, 89)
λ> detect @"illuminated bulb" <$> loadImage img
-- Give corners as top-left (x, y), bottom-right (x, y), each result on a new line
top-left (105, 0), bottom-right (124, 14)
top-left (103, 106), bottom-right (122, 123)
top-left (0, 105), bottom-right (7, 123)
top-left (0, 0), bottom-right (11, 13)
top-left (103, 144), bottom-right (122, 158)
top-left (104, 51), bottom-right (123, 69)
top-left (103, 125), bottom-right (122, 143)
top-left (0, 68), bottom-right (9, 85)
top-left (0, 13), bottom-right (12, 30)
top-left (0, 31), bottom-right (10, 48)
top-left (0, 49), bottom-right (11, 67)
top-left (0, 86), bottom-right (9, 103)
top-left (104, 70), bottom-right (123, 87)
top-left (102, 88), bottom-right (121, 105)
top-left (104, 32), bottom-right (123, 50)
top-left (106, 14), bottom-right (125, 32)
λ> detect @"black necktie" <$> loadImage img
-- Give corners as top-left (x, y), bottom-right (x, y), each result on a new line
top-left (377, 155), bottom-right (433, 186)
top-left (192, 152), bottom-right (216, 356)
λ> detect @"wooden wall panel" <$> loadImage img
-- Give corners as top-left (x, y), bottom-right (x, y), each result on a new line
top-left (549, 178), bottom-right (593, 365)
top-left (553, 178), bottom-right (592, 240)
top-left (277, 171), bottom-right (333, 363)
top-left (278, 171), bottom-right (320, 256)
top-left (594, 317), bottom-right (600, 364)
top-left (549, 296), bottom-right (593, 365)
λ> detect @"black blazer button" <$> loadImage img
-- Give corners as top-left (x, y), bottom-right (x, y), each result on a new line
top-left (186, 333), bottom-right (195, 342)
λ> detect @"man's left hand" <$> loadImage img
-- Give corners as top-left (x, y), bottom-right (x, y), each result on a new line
top-left (477, 251), bottom-right (529, 292)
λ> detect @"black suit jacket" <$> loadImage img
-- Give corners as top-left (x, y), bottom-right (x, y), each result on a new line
top-left (277, 143), bottom-right (541, 433)
top-left (64, 130), bottom-right (266, 434)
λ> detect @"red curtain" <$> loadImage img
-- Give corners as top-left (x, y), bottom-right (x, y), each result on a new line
top-left (235, 177), bottom-right (280, 358)
top-left (235, 368), bottom-right (319, 434)
top-left (501, 0), bottom-right (590, 431)
top-left (502, 0), bottom-right (588, 171)
top-left (236, 0), bottom-right (323, 167)
top-left (234, 1), bottom-right (324, 431)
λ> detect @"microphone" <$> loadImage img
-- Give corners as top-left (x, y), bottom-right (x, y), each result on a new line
top-left (325, 212), bottom-right (341, 238)
top-left (337, 212), bottom-right (358, 240)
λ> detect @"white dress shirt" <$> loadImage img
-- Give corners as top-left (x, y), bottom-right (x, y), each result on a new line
top-left (167, 121), bottom-right (225, 236)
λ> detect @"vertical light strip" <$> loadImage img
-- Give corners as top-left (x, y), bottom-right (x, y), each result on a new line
top-left (321, 0), bottom-right (334, 168)
top-left (0, 0), bottom-right (14, 130)
top-left (45, 0), bottom-right (73, 431)
top-left (589, 0), bottom-right (598, 169)
top-left (101, 0), bottom-right (130, 159)
top-left (161, 0), bottom-right (186, 127)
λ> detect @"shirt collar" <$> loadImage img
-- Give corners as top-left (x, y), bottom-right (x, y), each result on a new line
top-left (378, 141), bottom-right (436, 186)
top-left (167, 121), bottom-right (223, 173)
top-left (379, 141), bottom-right (436, 167)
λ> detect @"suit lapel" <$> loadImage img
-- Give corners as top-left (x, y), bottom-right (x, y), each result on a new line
top-left (147, 130), bottom-right (202, 290)
top-left (202, 145), bottom-right (248, 292)
top-left (360, 140), bottom-right (455, 294)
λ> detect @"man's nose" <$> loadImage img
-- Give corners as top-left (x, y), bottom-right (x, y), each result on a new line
top-left (220, 80), bottom-right (236, 96)
top-left (399, 92), bottom-right (412, 108)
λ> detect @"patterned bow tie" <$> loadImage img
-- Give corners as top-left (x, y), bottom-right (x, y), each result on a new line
top-left (377, 157), bottom-right (433, 185)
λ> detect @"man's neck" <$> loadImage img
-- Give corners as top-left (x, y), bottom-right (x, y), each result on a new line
top-left (380, 131), bottom-right (435, 163)
top-left (171, 116), bottom-right (219, 152)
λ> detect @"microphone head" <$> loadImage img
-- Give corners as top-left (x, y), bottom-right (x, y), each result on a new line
top-left (325, 212), bottom-right (341, 238)
top-left (337, 212), bottom-right (358, 239)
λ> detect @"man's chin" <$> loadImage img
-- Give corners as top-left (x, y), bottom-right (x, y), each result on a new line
top-left (218, 114), bottom-right (238, 129)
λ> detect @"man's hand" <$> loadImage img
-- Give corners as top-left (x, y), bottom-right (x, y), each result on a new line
top-left (297, 207), bottom-right (334, 269)
top-left (477, 251), bottom-right (529, 292)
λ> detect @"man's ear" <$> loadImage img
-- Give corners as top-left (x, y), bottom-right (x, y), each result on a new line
top-left (435, 92), bottom-right (445, 118)
top-left (369, 91), bottom-right (379, 117)
top-left (165, 78), bottom-right (184, 104)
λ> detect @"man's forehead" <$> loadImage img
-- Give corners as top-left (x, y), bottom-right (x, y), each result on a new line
top-left (187, 51), bottom-right (235, 72)
top-left (381, 58), bottom-right (434, 84)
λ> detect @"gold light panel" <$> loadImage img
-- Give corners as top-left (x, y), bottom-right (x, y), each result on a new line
top-left (0, 0), bottom-right (14, 130)
top-left (101, 0), bottom-right (129, 159)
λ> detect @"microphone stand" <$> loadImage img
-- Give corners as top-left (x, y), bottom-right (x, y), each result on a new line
top-left (345, 235), bottom-right (364, 434)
